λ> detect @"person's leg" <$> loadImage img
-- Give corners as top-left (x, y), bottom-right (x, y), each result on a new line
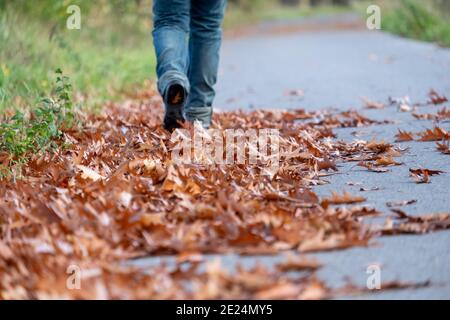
top-left (152, 0), bottom-right (190, 130)
top-left (186, 0), bottom-right (227, 128)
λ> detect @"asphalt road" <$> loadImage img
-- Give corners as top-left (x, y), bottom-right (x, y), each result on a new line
top-left (133, 14), bottom-right (450, 299)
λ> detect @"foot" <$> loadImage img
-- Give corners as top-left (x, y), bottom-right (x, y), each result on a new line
top-left (185, 106), bottom-right (213, 129)
top-left (163, 83), bottom-right (187, 131)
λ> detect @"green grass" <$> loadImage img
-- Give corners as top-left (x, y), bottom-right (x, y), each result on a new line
top-left (376, 0), bottom-right (450, 47)
top-left (0, 5), bottom-right (156, 113)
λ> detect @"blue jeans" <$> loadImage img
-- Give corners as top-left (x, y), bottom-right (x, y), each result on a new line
top-left (152, 0), bottom-right (227, 128)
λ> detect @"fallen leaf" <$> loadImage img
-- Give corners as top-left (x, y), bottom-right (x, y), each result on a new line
top-left (428, 89), bottom-right (448, 105)
top-left (409, 168), bottom-right (444, 176)
top-left (374, 156), bottom-right (402, 167)
top-left (321, 191), bottom-right (366, 206)
top-left (255, 283), bottom-right (301, 300)
top-left (358, 161), bottom-right (390, 173)
top-left (76, 165), bottom-right (105, 181)
top-left (276, 255), bottom-right (322, 272)
top-left (417, 127), bottom-right (449, 142)
top-left (381, 210), bottom-right (450, 235)
top-left (362, 97), bottom-right (384, 109)
top-left (436, 141), bottom-right (450, 154)
top-left (395, 130), bottom-right (414, 142)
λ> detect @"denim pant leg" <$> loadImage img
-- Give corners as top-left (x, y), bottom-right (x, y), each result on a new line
top-left (186, 0), bottom-right (227, 128)
top-left (152, 0), bottom-right (191, 100)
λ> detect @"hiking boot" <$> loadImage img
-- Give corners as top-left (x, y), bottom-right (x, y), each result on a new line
top-left (163, 83), bottom-right (187, 131)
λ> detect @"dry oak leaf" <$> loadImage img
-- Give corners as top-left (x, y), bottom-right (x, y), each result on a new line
top-left (409, 168), bottom-right (444, 184)
top-left (395, 130), bottom-right (414, 142)
top-left (417, 127), bottom-right (449, 142)
top-left (140, 213), bottom-right (165, 227)
top-left (338, 279), bottom-right (430, 296)
top-left (414, 108), bottom-right (450, 121)
top-left (374, 156), bottom-right (403, 167)
top-left (76, 165), bottom-right (105, 181)
top-left (436, 141), bottom-right (450, 154)
top-left (362, 97), bottom-right (384, 109)
top-left (412, 112), bottom-right (436, 121)
top-left (365, 140), bottom-right (393, 154)
top-left (317, 157), bottom-right (338, 172)
top-left (0, 241), bottom-right (14, 260)
top-left (437, 107), bottom-right (450, 120)
top-left (298, 280), bottom-right (329, 300)
top-left (381, 209), bottom-right (450, 235)
top-left (358, 161), bottom-right (390, 173)
top-left (176, 251), bottom-right (203, 264)
top-left (321, 191), bottom-right (366, 206)
top-left (298, 232), bottom-right (370, 253)
top-left (428, 89), bottom-right (448, 105)
top-left (255, 283), bottom-right (301, 300)
top-left (276, 256), bottom-right (322, 272)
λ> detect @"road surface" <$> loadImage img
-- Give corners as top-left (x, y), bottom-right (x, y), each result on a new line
top-left (134, 14), bottom-right (450, 299)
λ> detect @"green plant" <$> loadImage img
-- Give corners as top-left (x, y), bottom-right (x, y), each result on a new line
top-left (381, 0), bottom-right (450, 47)
top-left (0, 69), bottom-right (76, 180)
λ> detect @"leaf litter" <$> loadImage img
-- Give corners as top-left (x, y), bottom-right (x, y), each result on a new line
top-left (0, 88), bottom-right (449, 299)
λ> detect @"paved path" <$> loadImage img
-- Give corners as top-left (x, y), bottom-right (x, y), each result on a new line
top-left (134, 14), bottom-right (450, 299)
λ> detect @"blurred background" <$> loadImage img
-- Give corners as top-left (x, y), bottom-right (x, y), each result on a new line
top-left (1, 0), bottom-right (449, 112)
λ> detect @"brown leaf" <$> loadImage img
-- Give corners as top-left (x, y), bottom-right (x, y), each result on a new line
top-left (317, 157), bottom-right (337, 172)
top-left (255, 283), bottom-right (301, 300)
top-left (437, 107), bottom-right (450, 120)
top-left (417, 127), bottom-right (449, 142)
top-left (436, 141), bottom-right (450, 154)
top-left (321, 191), bottom-right (366, 206)
top-left (374, 156), bottom-right (402, 167)
top-left (428, 89), bottom-right (448, 105)
top-left (276, 255), bottom-right (322, 272)
top-left (412, 112), bottom-right (436, 121)
top-left (298, 232), bottom-right (370, 253)
top-left (409, 167), bottom-right (444, 184)
top-left (358, 161), bottom-right (390, 173)
top-left (409, 168), bottom-right (444, 178)
top-left (0, 241), bottom-right (14, 260)
top-left (381, 210), bottom-right (450, 235)
top-left (298, 280), bottom-right (329, 300)
top-left (395, 130), bottom-right (414, 142)
top-left (76, 165), bottom-right (105, 181)
top-left (362, 97), bottom-right (384, 109)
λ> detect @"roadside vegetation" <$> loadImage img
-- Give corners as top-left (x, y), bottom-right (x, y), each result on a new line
top-left (365, 0), bottom-right (450, 47)
top-left (0, 69), bottom-right (76, 179)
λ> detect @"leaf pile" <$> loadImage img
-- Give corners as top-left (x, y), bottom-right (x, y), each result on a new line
top-left (0, 95), bottom-right (447, 299)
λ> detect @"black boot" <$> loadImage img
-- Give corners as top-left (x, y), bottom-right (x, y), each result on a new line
top-left (163, 83), bottom-right (187, 131)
